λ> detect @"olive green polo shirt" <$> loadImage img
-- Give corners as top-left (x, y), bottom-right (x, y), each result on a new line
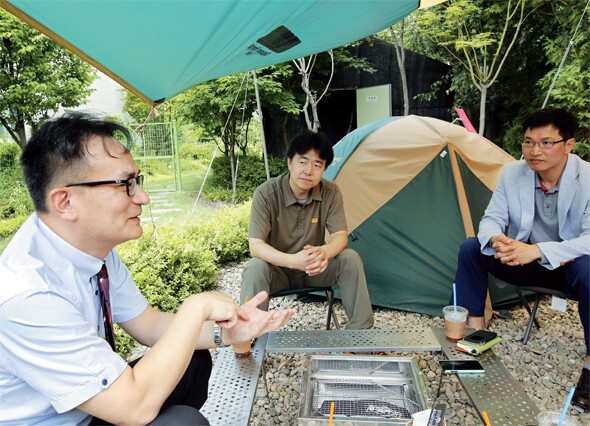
top-left (249, 172), bottom-right (348, 254)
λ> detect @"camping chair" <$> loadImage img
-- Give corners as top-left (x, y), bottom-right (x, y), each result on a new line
top-left (269, 286), bottom-right (340, 330)
top-left (516, 286), bottom-right (577, 345)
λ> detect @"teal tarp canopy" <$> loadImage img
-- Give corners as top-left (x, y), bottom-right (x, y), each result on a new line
top-left (3, 0), bottom-right (442, 104)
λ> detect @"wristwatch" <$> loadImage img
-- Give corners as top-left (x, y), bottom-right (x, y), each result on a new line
top-left (212, 324), bottom-right (227, 348)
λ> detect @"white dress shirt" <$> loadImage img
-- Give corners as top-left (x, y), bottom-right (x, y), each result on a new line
top-left (0, 213), bottom-right (148, 425)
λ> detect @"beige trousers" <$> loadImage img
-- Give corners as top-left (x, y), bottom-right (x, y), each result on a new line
top-left (240, 248), bottom-right (374, 329)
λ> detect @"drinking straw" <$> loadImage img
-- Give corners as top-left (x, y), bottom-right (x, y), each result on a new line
top-left (557, 387), bottom-right (575, 426)
top-left (244, 296), bottom-right (248, 304)
top-left (482, 410), bottom-right (491, 426)
top-left (453, 283), bottom-right (457, 313)
top-left (329, 401), bottom-right (335, 426)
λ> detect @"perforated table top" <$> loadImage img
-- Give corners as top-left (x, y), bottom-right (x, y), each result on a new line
top-left (433, 327), bottom-right (540, 426)
top-left (201, 334), bottom-right (267, 426)
top-left (202, 327), bottom-right (540, 426)
top-left (266, 327), bottom-right (442, 353)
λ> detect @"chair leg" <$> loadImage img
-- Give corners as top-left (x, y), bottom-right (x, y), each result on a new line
top-left (324, 288), bottom-right (339, 330)
top-left (523, 294), bottom-right (542, 345)
top-left (517, 287), bottom-right (540, 329)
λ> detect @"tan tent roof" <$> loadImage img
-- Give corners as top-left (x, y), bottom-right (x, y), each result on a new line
top-left (331, 115), bottom-right (515, 233)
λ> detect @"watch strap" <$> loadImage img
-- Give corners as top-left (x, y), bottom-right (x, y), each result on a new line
top-left (213, 323), bottom-right (227, 348)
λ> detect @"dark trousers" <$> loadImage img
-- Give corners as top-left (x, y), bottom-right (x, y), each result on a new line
top-left (454, 237), bottom-right (590, 356)
top-left (91, 349), bottom-right (212, 425)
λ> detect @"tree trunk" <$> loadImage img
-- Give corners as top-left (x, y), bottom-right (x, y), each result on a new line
top-left (16, 123), bottom-right (27, 151)
top-left (300, 69), bottom-right (315, 131)
top-left (294, 55), bottom-right (322, 133)
top-left (282, 115), bottom-right (290, 151)
top-left (479, 84), bottom-right (488, 136)
top-left (390, 21), bottom-right (409, 115)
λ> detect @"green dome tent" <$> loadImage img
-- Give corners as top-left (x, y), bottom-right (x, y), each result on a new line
top-left (323, 115), bottom-right (520, 317)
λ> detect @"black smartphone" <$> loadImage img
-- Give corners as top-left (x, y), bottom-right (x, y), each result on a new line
top-left (463, 330), bottom-right (497, 345)
top-left (438, 359), bottom-right (485, 374)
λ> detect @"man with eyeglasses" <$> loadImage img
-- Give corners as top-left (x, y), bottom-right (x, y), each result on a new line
top-left (0, 112), bottom-right (295, 425)
top-left (453, 107), bottom-right (589, 410)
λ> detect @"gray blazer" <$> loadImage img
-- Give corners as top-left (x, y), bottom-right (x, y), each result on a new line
top-left (478, 153), bottom-right (590, 270)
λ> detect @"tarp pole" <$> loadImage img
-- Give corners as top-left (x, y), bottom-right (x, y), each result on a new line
top-left (252, 70), bottom-right (270, 180)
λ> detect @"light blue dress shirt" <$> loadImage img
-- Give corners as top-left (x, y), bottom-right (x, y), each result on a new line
top-left (0, 213), bottom-right (148, 425)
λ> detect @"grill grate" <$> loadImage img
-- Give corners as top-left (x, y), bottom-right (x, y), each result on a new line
top-left (312, 379), bottom-right (422, 420)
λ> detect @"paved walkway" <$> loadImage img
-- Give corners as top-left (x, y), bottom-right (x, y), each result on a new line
top-left (141, 191), bottom-right (182, 222)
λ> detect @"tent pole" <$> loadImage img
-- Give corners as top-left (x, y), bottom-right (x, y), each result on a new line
top-left (252, 70), bottom-right (270, 180)
top-left (447, 144), bottom-right (475, 238)
top-left (448, 143), bottom-right (493, 325)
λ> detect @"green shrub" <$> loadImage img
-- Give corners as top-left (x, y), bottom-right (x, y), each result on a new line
top-left (179, 143), bottom-right (214, 160)
top-left (205, 154), bottom-right (287, 202)
top-left (114, 324), bottom-right (135, 359)
top-left (0, 142), bottom-right (21, 169)
top-left (115, 223), bottom-right (219, 358)
top-left (0, 215), bottom-right (28, 238)
top-left (202, 184), bottom-right (251, 204)
top-left (0, 170), bottom-right (34, 220)
top-left (106, 202), bottom-right (251, 358)
top-left (117, 223), bottom-right (219, 313)
top-left (187, 201), bottom-right (251, 263)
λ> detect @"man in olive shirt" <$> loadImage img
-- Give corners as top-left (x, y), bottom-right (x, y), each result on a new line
top-left (240, 131), bottom-right (374, 329)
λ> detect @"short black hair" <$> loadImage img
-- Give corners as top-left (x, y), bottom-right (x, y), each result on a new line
top-left (287, 130), bottom-right (334, 167)
top-left (21, 112), bottom-right (131, 212)
top-left (522, 107), bottom-right (578, 140)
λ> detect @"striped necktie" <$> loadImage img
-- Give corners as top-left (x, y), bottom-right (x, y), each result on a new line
top-left (97, 263), bottom-right (117, 352)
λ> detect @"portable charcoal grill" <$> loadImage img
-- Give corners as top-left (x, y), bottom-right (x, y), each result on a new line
top-left (298, 355), bottom-right (430, 425)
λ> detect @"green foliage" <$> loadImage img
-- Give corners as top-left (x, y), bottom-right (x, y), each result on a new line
top-left (0, 215), bottom-right (27, 239)
top-left (122, 91), bottom-right (182, 124)
top-left (492, 0), bottom-right (590, 160)
top-left (179, 143), bottom-right (213, 160)
top-left (0, 9), bottom-right (96, 148)
top-left (176, 72), bottom-right (267, 159)
top-left (114, 324), bottom-right (135, 359)
top-left (187, 201), bottom-right (251, 264)
top-left (176, 47), bottom-right (373, 157)
top-left (398, 0), bottom-right (588, 157)
top-left (0, 143), bottom-right (33, 245)
top-left (202, 185), bottom-right (249, 203)
top-left (0, 181), bottom-right (33, 219)
top-left (0, 166), bottom-right (34, 220)
top-left (114, 207), bottom-right (250, 357)
top-left (413, 0), bottom-right (530, 134)
top-left (204, 154), bottom-right (287, 202)
top-left (117, 224), bottom-right (219, 314)
top-left (0, 142), bottom-right (21, 168)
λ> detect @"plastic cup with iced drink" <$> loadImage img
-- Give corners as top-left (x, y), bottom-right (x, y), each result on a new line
top-left (536, 410), bottom-right (579, 426)
top-left (232, 339), bottom-right (252, 357)
top-left (233, 296), bottom-right (252, 356)
top-left (443, 305), bottom-right (468, 341)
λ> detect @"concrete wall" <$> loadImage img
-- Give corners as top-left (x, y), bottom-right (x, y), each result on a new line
top-left (60, 71), bottom-right (131, 120)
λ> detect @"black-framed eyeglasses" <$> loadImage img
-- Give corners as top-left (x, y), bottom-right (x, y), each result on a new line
top-left (521, 139), bottom-right (566, 149)
top-left (64, 174), bottom-right (143, 196)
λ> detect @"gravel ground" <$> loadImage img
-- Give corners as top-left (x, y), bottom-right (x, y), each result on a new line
top-left (131, 260), bottom-right (588, 425)
top-left (214, 260), bottom-right (589, 426)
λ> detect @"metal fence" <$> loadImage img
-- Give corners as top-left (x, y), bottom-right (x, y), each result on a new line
top-left (128, 121), bottom-right (182, 192)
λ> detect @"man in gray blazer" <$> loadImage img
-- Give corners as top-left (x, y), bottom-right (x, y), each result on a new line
top-left (454, 107), bottom-right (589, 410)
